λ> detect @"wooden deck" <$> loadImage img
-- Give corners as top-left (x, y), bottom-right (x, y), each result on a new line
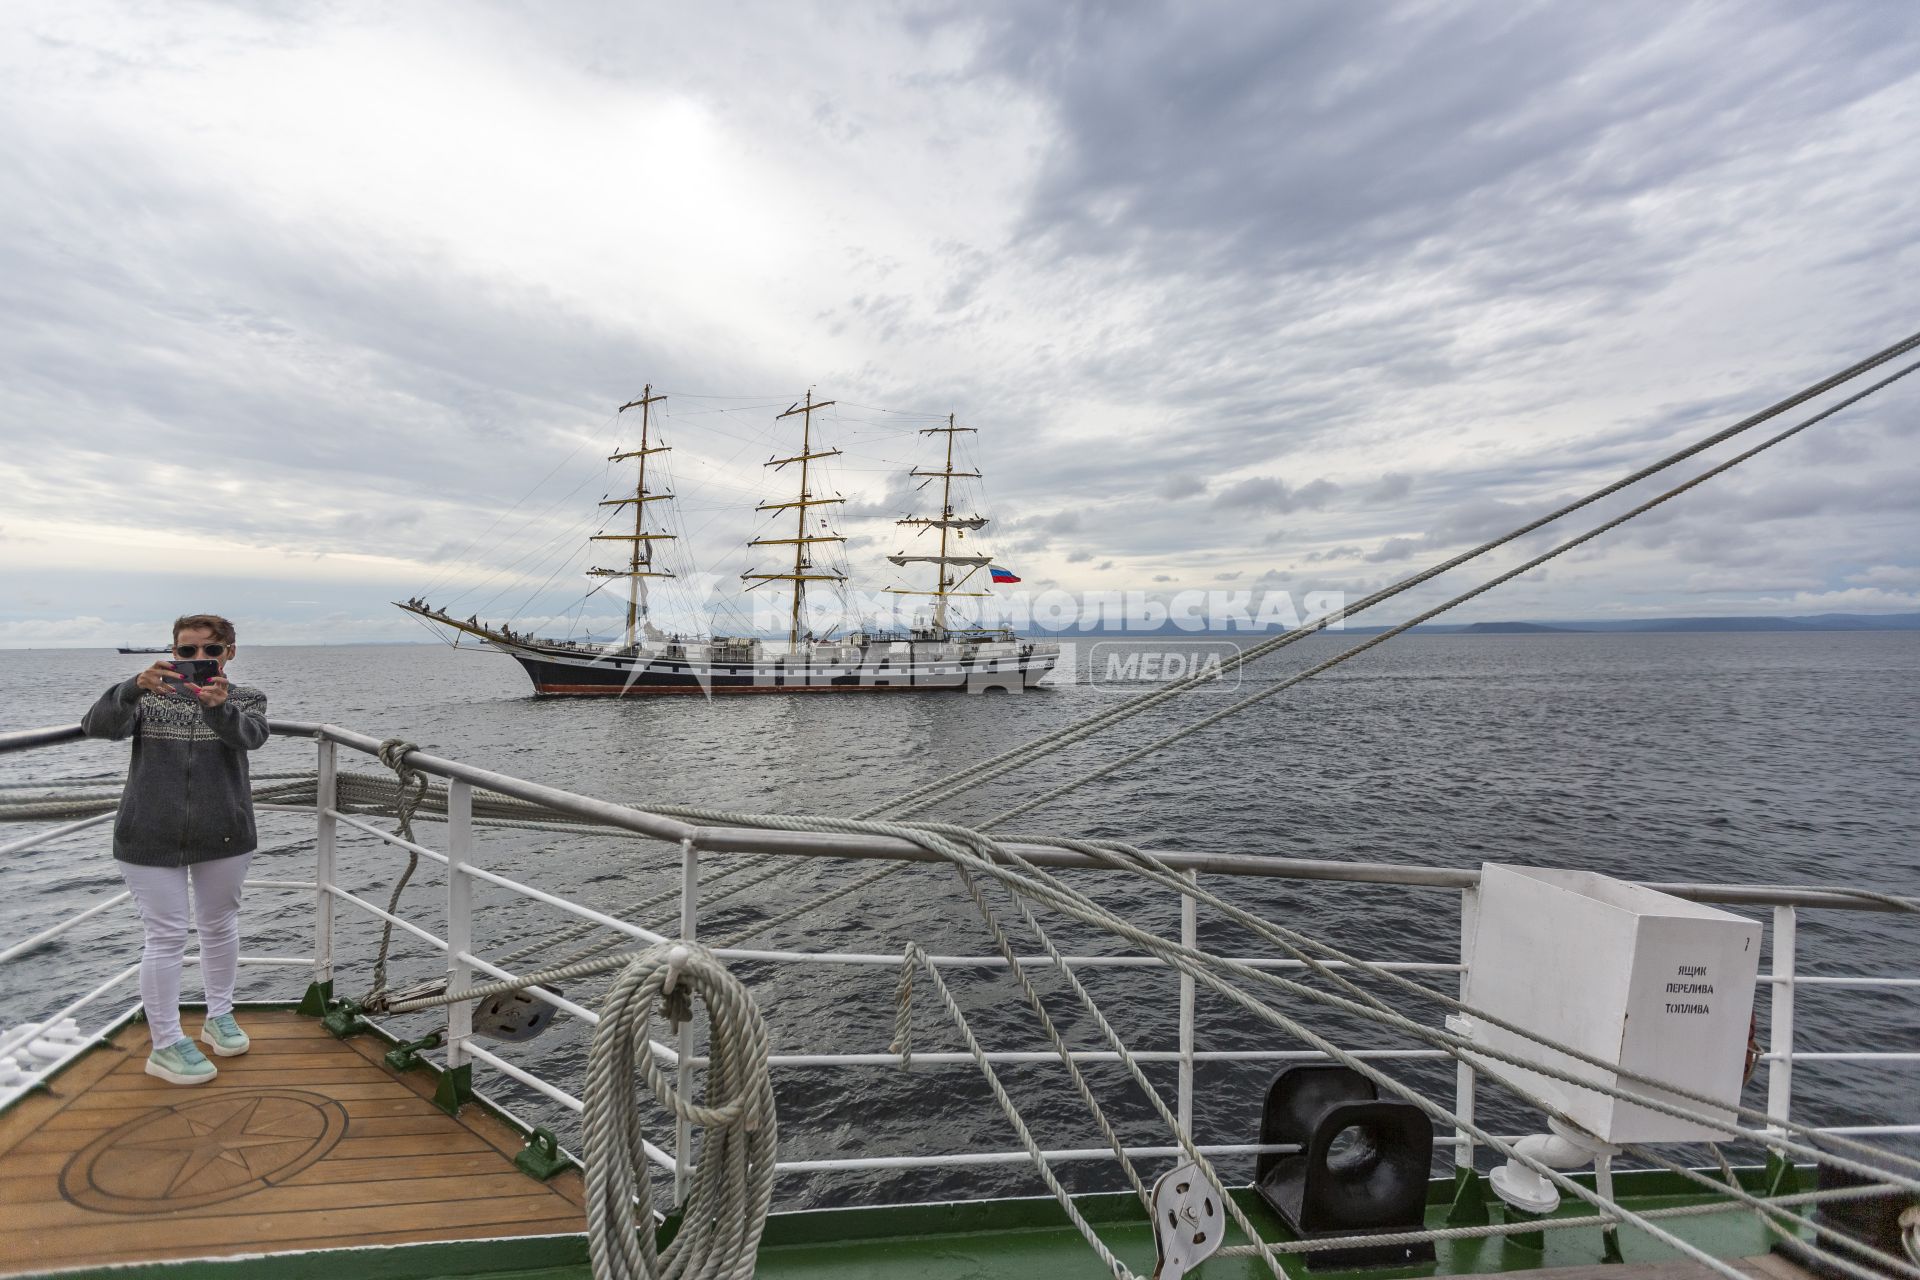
top-left (0, 1009), bottom-right (585, 1275)
top-left (0, 1013), bottom-right (1837, 1280)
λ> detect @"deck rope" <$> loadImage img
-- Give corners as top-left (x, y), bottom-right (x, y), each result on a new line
top-left (983, 356), bottom-right (1920, 830)
top-left (642, 355), bottom-right (1920, 962)
top-left (673, 810), bottom-right (1920, 1202)
top-left (388, 805), bottom-right (1920, 1192)
top-left (895, 942), bottom-right (1135, 1277)
top-left (947, 865), bottom-right (1291, 1278)
top-left (876, 826), bottom-right (1749, 1280)
top-left (1004, 832), bottom-right (1920, 1172)
top-left (361, 739), bottom-right (429, 1011)
top-left (393, 807), bottom-right (1920, 1280)
top-left (860, 336), bottom-right (1920, 827)
top-left (582, 942), bottom-right (775, 1280)
top-left (909, 844), bottom-right (1885, 1280)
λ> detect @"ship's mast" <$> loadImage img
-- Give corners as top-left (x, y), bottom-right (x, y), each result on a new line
top-left (890, 415), bottom-right (989, 637)
top-left (929, 416), bottom-right (968, 632)
top-left (742, 390), bottom-right (846, 648)
top-left (587, 385), bottom-right (675, 651)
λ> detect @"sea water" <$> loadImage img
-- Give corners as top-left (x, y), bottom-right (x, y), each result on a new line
top-left (2, 631), bottom-right (1915, 1204)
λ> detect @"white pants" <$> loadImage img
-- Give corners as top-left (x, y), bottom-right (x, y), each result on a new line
top-left (119, 853), bottom-right (253, 1050)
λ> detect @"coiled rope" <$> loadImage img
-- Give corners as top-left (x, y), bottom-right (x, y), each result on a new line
top-left (582, 942), bottom-right (776, 1280)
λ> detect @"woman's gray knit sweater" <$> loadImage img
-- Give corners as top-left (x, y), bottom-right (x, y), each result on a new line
top-left (81, 677), bottom-right (270, 867)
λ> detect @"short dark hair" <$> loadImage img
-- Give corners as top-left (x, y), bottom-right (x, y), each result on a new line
top-left (173, 614), bottom-right (237, 645)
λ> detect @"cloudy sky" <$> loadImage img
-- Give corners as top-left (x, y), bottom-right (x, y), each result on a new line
top-left (2, 0), bottom-right (1916, 647)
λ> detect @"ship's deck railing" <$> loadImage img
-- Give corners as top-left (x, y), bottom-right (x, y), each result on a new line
top-left (3, 718), bottom-right (1917, 1201)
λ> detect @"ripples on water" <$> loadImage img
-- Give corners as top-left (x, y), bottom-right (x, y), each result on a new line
top-left (3, 631), bottom-right (1915, 1205)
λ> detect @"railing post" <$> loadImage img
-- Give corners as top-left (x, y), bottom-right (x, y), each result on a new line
top-left (312, 739), bottom-right (337, 986)
top-left (1178, 869), bottom-right (1197, 1141)
top-left (1454, 885), bottom-right (1477, 1171)
top-left (1446, 885), bottom-right (1487, 1225)
top-left (445, 780), bottom-right (474, 1071)
top-left (674, 837), bottom-right (698, 1205)
top-left (1766, 905), bottom-right (1797, 1153)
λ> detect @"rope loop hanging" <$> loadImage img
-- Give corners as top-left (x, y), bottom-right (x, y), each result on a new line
top-left (583, 942), bottom-right (777, 1280)
top-left (362, 738), bottom-right (429, 1011)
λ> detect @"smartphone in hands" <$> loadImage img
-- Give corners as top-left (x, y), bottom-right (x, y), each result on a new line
top-left (163, 659), bottom-right (221, 693)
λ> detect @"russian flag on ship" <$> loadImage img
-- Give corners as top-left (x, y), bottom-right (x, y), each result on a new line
top-left (989, 566), bottom-right (1021, 584)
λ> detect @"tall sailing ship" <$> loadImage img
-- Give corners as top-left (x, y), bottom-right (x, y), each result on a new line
top-left (397, 389), bottom-right (1060, 695)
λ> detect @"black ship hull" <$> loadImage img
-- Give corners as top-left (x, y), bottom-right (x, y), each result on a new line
top-left (505, 643), bottom-right (1058, 695)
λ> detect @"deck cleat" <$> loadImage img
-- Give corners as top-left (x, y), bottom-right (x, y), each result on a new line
top-left (382, 1030), bottom-right (443, 1073)
top-left (513, 1126), bottom-right (572, 1182)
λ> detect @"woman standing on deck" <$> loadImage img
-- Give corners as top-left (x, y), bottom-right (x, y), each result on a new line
top-left (81, 614), bottom-right (269, 1084)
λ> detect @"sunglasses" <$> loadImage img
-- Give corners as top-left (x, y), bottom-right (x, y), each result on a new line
top-left (173, 644), bottom-right (229, 658)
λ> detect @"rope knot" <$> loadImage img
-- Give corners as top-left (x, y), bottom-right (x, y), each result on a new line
top-left (376, 737), bottom-right (418, 772)
top-left (662, 983), bottom-right (694, 1030)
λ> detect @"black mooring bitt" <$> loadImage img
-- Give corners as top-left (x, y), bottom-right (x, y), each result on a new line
top-left (1773, 1137), bottom-right (1913, 1279)
top-left (1255, 1063), bottom-right (1437, 1271)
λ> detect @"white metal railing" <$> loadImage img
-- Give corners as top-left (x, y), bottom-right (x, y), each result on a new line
top-left (2, 717), bottom-right (1916, 1189)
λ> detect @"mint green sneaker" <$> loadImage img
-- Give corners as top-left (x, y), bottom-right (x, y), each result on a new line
top-left (146, 1038), bottom-right (218, 1084)
top-left (199, 1013), bottom-right (250, 1057)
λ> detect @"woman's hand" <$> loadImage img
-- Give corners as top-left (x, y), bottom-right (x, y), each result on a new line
top-left (194, 674), bottom-right (231, 709)
top-left (134, 661), bottom-right (180, 696)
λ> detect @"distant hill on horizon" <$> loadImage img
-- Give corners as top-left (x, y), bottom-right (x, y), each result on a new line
top-left (1533, 612), bottom-right (1920, 634)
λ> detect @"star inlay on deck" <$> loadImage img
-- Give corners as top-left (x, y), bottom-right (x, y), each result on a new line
top-left (62, 1086), bottom-right (348, 1212)
top-left (0, 1009), bottom-right (585, 1274)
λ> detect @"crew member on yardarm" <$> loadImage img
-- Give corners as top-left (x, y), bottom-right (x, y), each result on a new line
top-left (81, 613), bottom-right (269, 1085)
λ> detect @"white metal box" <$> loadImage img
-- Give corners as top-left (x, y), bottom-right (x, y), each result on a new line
top-left (1456, 863), bottom-right (1762, 1144)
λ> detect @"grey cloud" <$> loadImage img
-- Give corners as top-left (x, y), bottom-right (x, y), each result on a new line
top-left (842, 472), bottom-right (921, 519)
top-left (1367, 472), bottom-right (1414, 504)
top-left (5, 1), bottom-right (1918, 643)
top-left (1213, 475), bottom-right (1341, 513)
top-left (1365, 536), bottom-right (1420, 564)
top-left (1850, 564), bottom-right (1920, 588)
top-left (953, 1), bottom-right (1917, 283)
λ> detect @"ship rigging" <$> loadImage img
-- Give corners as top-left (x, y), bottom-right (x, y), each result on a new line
top-left (397, 388), bottom-right (1059, 695)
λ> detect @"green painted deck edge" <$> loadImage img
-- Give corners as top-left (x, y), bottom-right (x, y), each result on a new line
top-left (749, 1164), bottom-right (1783, 1249)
